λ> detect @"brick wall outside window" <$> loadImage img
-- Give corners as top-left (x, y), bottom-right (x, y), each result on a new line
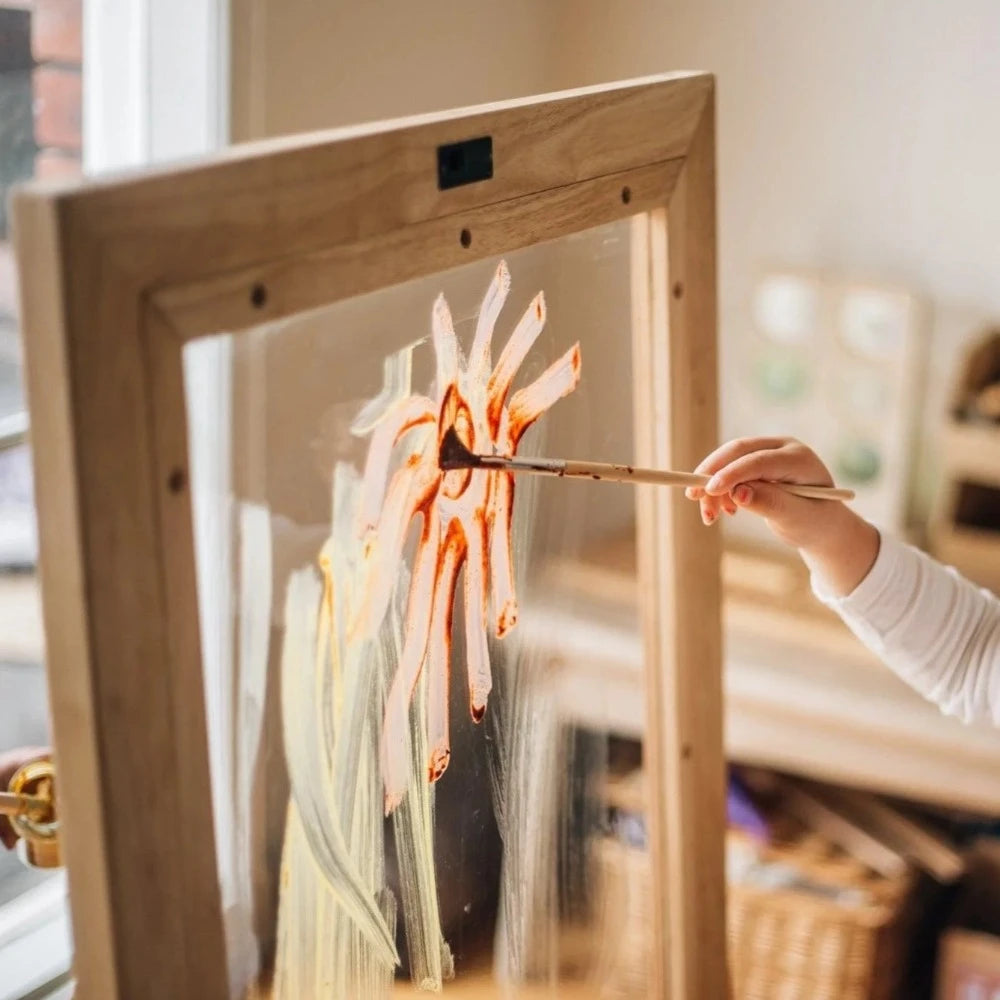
top-left (0, 0), bottom-right (81, 339)
top-left (0, 0), bottom-right (80, 575)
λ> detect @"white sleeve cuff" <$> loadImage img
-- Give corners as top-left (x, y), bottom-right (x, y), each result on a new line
top-left (809, 531), bottom-right (916, 652)
top-left (810, 528), bottom-right (888, 609)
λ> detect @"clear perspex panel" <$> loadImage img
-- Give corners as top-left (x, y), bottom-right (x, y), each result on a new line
top-left (184, 219), bottom-right (649, 998)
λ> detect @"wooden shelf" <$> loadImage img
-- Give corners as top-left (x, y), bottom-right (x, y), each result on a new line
top-left (544, 531), bottom-right (886, 669)
top-left (930, 523), bottom-right (1000, 595)
top-left (522, 532), bottom-right (1000, 815)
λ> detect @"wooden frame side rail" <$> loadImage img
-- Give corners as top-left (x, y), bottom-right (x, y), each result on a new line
top-left (13, 72), bottom-right (726, 1000)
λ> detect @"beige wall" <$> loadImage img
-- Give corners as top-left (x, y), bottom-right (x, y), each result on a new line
top-left (549, 0), bottom-right (1000, 516)
top-left (230, 0), bottom-right (556, 139)
top-left (232, 0), bottom-right (1000, 519)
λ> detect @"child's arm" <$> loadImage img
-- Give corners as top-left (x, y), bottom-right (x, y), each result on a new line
top-left (689, 437), bottom-right (1000, 726)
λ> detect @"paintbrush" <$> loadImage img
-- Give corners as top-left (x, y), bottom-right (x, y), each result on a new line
top-left (439, 427), bottom-right (855, 502)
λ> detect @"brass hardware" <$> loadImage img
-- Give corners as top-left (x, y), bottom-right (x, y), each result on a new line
top-left (2, 759), bottom-right (60, 868)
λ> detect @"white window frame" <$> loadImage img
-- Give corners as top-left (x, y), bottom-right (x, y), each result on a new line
top-left (1, 2), bottom-right (231, 996)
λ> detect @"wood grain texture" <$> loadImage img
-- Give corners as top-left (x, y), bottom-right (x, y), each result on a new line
top-left (632, 90), bottom-right (729, 1000)
top-left (662, 107), bottom-right (728, 999)
top-left (12, 190), bottom-right (119, 1000)
top-left (156, 159), bottom-right (683, 340)
top-left (12, 204), bottom-right (228, 998)
top-left (45, 73), bottom-right (711, 288)
top-left (12, 74), bottom-right (722, 998)
top-left (142, 305), bottom-right (231, 991)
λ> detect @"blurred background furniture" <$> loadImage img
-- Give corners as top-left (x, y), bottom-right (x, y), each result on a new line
top-left (929, 330), bottom-right (1000, 594)
top-left (529, 531), bottom-right (1000, 816)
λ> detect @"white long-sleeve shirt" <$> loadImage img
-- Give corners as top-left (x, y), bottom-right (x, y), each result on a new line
top-left (812, 533), bottom-right (1000, 726)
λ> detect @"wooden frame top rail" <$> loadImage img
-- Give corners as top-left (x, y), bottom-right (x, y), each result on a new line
top-left (31, 72), bottom-right (711, 295)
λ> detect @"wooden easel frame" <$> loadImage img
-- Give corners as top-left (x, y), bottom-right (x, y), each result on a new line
top-left (13, 73), bottom-right (725, 1000)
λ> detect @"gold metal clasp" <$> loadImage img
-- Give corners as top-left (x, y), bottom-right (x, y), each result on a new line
top-left (0, 759), bottom-right (60, 868)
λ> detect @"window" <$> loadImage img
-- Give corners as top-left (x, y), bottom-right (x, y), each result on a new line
top-left (1, 0), bottom-right (226, 995)
top-left (0, 4), bottom-right (81, 995)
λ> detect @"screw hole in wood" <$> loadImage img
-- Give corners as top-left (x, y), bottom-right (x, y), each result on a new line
top-left (460, 228), bottom-right (472, 248)
top-left (168, 468), bottom-right (187, 493)
top-left (621, 186), bottom-right (632, 205)
top-left (672, 282), bottom-right (684, 299)
top-left (250, 282), bottom-right (268, 308)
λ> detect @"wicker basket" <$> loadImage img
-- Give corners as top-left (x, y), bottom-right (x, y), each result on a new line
top-left (593, 817), bottom-right (915, 1000)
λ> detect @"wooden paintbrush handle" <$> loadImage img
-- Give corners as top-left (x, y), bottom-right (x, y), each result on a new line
top-left (478, 454), bottom-right (854, 502)
top-left (561, 461), bottom-right (704, 488)
top-left (779, 482), bottom-right (855, 502)
top-left (560, 460), bottom-right (854, 502)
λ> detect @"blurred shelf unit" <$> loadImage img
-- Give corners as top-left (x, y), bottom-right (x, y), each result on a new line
top-left (929, 329), bottom-right (1000, 594)
top-left (731, 269), bottom-right (924, 546)
top-left (524, 531), bottom-right (1000, 815)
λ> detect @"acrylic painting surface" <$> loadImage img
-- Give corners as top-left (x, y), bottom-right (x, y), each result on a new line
top-left (185, 220), bottom-right (640, 997)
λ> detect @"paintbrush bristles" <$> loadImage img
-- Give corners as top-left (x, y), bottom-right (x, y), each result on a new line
top-left (438, 426), bottom-right (482, 471)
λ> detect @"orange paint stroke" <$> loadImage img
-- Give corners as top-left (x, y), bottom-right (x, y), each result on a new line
top-left (355, 260), bottom-right (581, 813)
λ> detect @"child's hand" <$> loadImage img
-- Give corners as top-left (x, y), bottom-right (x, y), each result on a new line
top-left (686, 436), bottom-right (880, 596)
top-left (685, 437), bottom-right (838, 549)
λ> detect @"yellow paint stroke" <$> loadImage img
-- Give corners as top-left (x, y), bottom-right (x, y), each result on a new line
top-left (276, 433), bottom-right (446, 994)
top-left (279, 562), bottom-right (398, 969)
